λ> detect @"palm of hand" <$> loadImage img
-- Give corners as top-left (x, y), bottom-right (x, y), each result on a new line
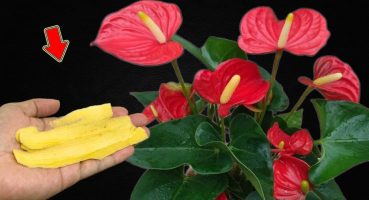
top-left (0, 99), bottom-right (146, 200)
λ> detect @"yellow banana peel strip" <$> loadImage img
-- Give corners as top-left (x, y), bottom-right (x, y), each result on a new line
top-left (13, 103), bottom-right (148, 168)
top-left (51, 103), bottom-right (113, 127)
top-left (18, 116), bottom-right (132, 150)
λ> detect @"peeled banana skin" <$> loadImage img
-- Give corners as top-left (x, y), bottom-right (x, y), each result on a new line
top-left (18, 116), bottom-right (132, 150)
top-left (13, 104), bottom-right (148, 168)
top-left (50, 103), bottom-right (113, 127)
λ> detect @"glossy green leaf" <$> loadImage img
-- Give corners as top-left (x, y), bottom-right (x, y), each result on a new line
top-left (194, 122), bottom-right (222, 145)
top-left (309, 100), bottom-right (369, 185)
top-left (306, 180), bottom-right (346, 200)
top-left (201, 36), bottom-right (247, 70)
top-left (128, 115), bottom-right (233, 174)
top-left (229, 114), bottom-right (274, 200)
top-left (196, 98), bottom-right (207, 113)
top-left (227, 172), bottom-right (254, 199)
top-left (130, 91), bottom-right (158, 106)
top-left (245, 192), bottom-right (262, 200)
top-left (258, 67), bottom-right (289, 112)
top-left (274, 109), bottom-right (304, 132)
top-left (131, 168), bottom-right (228, 200)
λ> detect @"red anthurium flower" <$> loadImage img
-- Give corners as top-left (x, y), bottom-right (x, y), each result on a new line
top-left (143, 82), bottom-right (191, 123)
top-left (238, 7), bottom-right (330, 56)
top-left (193, 58), bottom-right (269, 117)
top-left (274, 156), bottom-right (312, 200)
top-left (267, 123), bottom-right (313, 156)
top-left (298, 56), bottom-right (360, 102)
top-left (92, 0), bottom-right (183, 66)
top-left (216, 193), bottom-right (228, 200)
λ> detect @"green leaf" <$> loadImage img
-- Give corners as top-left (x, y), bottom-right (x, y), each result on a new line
top-left (130, 91), bottom-right (158, 107)
top-left (309, 100), bottom-right (369, 185)
top-left (201, 36), bottom-right (247, 70)
top-left (229, 114), bottom-right (274, 200)
top-left (258, 67), bottom-right (289, 112)
top-left (131, 168), bottom-right (228, 200)
top-left (277, 109), bottom-right (303, 129)
top-left (196, 98), bottom-right (207, 113)
top-left (227, 172), bottom-right (254, 199)
top-left (194, 122), bottom-right (222, 145)
top-left (245, 192), bottom-right (262, 200)
top-left (306, 180), bottom-right (346, 200)
top-left (273, 109), bottom-right (304, 134)
top-left (128, 115), bottom-right (233, 174)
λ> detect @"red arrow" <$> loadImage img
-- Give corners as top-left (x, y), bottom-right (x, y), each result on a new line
top-left (42, 25), bottom-right (69, 62)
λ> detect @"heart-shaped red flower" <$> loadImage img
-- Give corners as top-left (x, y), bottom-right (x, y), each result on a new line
top-left (193, 58), bottom-right (269, 117)
top-left (92, 0), bottom-right (183, 66)
top-left (267, 123), bottom-right (313, 156)
top-left (216, 193), bottom-right (228, 200)
top-left (238, 7), bottom-right (330, 56)
top-left (298, 56), bottom-right (360, 102)
top-left (273, 156), bottom-right (312, 200)
top-left (143, 82), bottom-right (191, 123)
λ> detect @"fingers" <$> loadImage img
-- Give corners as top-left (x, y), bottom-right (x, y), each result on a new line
top-left (16, 99), bottom-right (60, 117)
top-left (80, 146), bottom-right (135, 180)
top-left (58, 146), bottom-right (135, 190)
top-left (130, 113), bottom-right (148, 127)
top-left (112, 107), bottom-right (128, 117)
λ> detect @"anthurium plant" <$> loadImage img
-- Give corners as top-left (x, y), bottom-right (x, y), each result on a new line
top-left (92, 1), bottom-right (367, 199)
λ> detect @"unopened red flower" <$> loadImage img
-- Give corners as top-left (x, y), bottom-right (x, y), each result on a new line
top-left (193, 58), bottom-right (269, 117)
top-left (267, 123), bottom-right (313, 156)
top-left (92, 0), bottom-right (183, 66)
top-left (298, 56), bottom-right (360, 102)
top-left (274, 156), bottom-right (312, 200)
top-left (238, 7), bottom-right (330, 56)
top-left (143, 82), bottom-right (191, 123)
top-left (216, 193), bottom-right (228, 200)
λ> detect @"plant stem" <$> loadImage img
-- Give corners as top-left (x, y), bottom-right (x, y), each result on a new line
top-left (314, 140), bottom-right (322, 146)
top-left (285, 86), bottom-right (314, 121)
top-left (220, 117), bottom-right (226, 142)
top-left (258, 50), bottom-right (284, 123)
top-left (172, 34), bottom-right (210, 68)
top-left (171, 60), bottom-right (198, 114)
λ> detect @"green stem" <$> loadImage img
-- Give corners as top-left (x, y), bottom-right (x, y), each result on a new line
top-left (285, 86), bottom-right (314, 121)
top-left (171, 60), bottom-right (198, 114)
top-left (258, 50), bottom-right (284, 123)
top-left (220, 117), bottom-right (226, 142)
top-left (314, 140), bottom-right (322, 146)
top-left (172, 35), bottom-right (210, 68)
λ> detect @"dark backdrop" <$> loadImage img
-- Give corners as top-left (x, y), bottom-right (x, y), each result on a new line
top-left (1, 0), bottom-right (368, 199)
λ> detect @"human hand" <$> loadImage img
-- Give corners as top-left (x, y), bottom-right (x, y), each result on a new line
top-left (0, 99), bottom-right (148, 200)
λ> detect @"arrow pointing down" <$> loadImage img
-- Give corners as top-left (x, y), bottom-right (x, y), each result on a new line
top-left (42, 25), bottom-right (69, 62)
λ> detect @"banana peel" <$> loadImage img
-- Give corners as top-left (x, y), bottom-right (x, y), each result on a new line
top-left (13, 104), bottom-right (148, 168)
top-left (18, 116), bottom-right (132, 150)
top-left (51, 103), bottom-right (113, 127)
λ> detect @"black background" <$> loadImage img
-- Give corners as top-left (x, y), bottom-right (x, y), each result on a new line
top-left (1, 0), bottom-right (368, 199)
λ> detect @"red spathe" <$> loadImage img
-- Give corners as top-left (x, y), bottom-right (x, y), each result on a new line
top-left (193, 58), bottom-right (269, 117)
top-left (143, 83), bottom-right (191, 123)
top-left (93, 0), bottom-right (183, 66)
top-left (273, 156), bottom-right (312, 200)
top-left (299, 56), bottom-right (361, 102)
top-left (267, 123), bottom-right (313, 156)
top-left (238, 7), bottom-right (330, 56)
